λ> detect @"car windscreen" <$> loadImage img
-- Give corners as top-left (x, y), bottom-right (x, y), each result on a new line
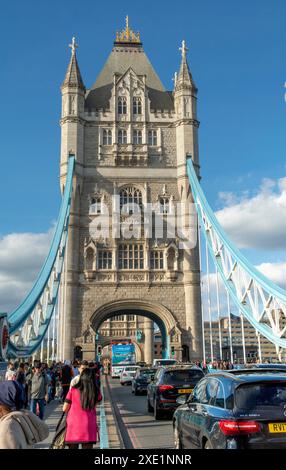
top-left (139, 369), bottom-right (157, 379)
top-left (140, 369), bottom-right (156, 376)
top-left (124, 367), bottom-right (138, 372)
top-left (163, 369), bottom-right (204, 385)
top-left (235, 382), bottom-right (286, 409)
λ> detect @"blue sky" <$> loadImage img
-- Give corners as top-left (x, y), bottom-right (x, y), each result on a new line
top-left (0, 0), bottom-right (286, 313)
top-left (1, 0), bottom-right (285, 232)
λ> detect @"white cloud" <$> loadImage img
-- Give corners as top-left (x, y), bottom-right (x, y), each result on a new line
top-left (0, 229), bottom-right (53, 314)
top-left (215, 177), bottom-right (286, 250)
top-left (256, 262), bottom-right (286, 289)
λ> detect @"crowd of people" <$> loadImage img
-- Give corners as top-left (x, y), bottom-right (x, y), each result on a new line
top-left (0, 359), bottom-right (102, 449)
top-left (194, 357), bottom-right (266, 372)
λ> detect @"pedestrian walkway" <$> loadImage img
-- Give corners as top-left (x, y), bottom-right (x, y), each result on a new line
top-left (34, 400), bottom-right (64, 448)
top-left (34, 375), bottom-right (122, 449)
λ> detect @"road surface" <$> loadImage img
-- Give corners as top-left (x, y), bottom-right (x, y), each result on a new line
top-left (106, 376), bottom-right (174, 449)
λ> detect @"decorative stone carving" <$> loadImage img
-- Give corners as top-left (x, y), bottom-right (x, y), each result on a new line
top-left (118, 273), bottom-right (145, 282)
top-left (84, 328), bottom-right (94, 344)
top-left (95, 274), bottom-right (113, 282)
top-left (150, 273), bottom-right (166, 282)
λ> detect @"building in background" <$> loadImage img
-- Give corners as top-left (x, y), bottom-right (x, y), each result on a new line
top-left (204, 313), bottom-right (285, 362)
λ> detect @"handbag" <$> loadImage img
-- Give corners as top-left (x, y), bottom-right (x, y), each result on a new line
top-left (50, 411), bottom-right (67, 449)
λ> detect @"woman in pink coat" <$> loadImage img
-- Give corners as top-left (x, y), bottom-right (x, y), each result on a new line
top-left (63, 368), bottom-right (99, 448)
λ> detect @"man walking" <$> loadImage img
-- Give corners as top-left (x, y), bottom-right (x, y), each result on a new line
top-left (28, 362), bottom-right (49, 420)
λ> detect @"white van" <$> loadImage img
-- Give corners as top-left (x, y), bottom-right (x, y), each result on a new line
top-left (152, 358), bottom-right (178, 368)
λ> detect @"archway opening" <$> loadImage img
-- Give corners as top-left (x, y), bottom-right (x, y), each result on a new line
top-left (90, 301), bottom-right (177, 362)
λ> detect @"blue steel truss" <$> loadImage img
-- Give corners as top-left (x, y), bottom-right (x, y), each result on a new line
top-left (7, 156), bottom-right (75, 357)
top-left (187, 156), bottom-right (286, 352)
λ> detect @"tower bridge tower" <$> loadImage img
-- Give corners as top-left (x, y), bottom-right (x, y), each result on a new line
top-left (59, 20), bottom-right (203, 362)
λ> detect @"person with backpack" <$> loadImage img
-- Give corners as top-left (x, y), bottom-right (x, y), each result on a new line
top-left (63, 368), bottom-right (100, 449)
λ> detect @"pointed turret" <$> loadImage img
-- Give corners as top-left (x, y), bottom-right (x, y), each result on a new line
top-left (60, 37), bottom-right (85, 170)
top-left (174, 40), bottom-right (198, 123)
top-left (175, 40), bottom-right (196, 92)
top-left (62, 37), bottom-right (85, 91)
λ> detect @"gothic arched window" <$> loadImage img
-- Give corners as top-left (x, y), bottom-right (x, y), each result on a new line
top-left (133, 97), bottom-right (142, 115)
top-left (118, 129), bottom-right (127, 144)
top-left (119, 187), bottom-right (143, 214)
top-left (159, 197), bottom-right (170, 214)
top-left (133, 129), bottom-right (142, 145)
top-left (118, 97), bottom-right (127, 115)
top-left (90, 197), bottom-right (102, 214)
top-left (103, 129), bottom-right (112, 145)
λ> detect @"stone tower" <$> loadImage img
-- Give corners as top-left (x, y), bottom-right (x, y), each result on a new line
top-left (58, 20), bottom-right (203, 363)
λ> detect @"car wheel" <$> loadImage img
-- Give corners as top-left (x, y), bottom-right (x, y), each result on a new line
top-left (173, 422), bottom-right (183, 449)
top-left (154, 399), bottom-right (163, 420)
top-left (204, 439), bottom-right (212, 449)
top-left (147, 397), bottom-right (153, 412)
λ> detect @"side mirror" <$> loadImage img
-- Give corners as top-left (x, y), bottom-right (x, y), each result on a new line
top-left (176, 395), bottom-right (188, 406)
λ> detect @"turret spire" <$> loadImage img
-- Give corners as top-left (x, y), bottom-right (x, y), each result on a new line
top-left (179, 40), bottom-right (188, 60)
top-left (175, 39), bottom-right (195, 92)
top-left (69, 36), bottom-right (78, 55)
top-left (62, 36), bottom-right (85, 91)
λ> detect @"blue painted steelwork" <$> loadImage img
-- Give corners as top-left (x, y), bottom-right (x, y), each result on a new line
top-left (186, 156), bottom-right (286, 349)
top-left (99, 378), bottom-right (109, 449)
top-left (7, 156), bottom-right (75, 356)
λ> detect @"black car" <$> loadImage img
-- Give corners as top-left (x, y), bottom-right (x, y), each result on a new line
top-left (248, 363), bottom-right (286, 370)
top-left (147, 365), bottom-right (205, 420)
top-left (173, 369), bottom-right (286, 449)
top-left (132, 368), bottom-right (157, 395)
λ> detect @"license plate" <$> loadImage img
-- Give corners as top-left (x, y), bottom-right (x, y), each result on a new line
top-left (268, 423), bottom-right (286, 433)
top-left (178, 389), bottom-right (193, 394)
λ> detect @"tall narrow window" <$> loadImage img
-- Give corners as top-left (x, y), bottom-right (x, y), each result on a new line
top-left (133, 97), bottom-right (142, 115)
top-left (118, 97), bottom-right (127, 115)
top-left (103, 129), bottom-right (112, 145)
top-left (90, 197), bottom-right (102, 214)
top-left (118, 244), bottom-right (144, 269)
top-left (150, 251), bottom-right (164, 269)
top-left (159, 197), bottom-right (170, 214)
top-left (98, 251), bottom-right (112, 269)
top-left (133, 129), bottom-right (142, 145)
top-left (118, 129), bottom-right (127, 144)
top-left (148, 130), bottom-right (157, 146)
